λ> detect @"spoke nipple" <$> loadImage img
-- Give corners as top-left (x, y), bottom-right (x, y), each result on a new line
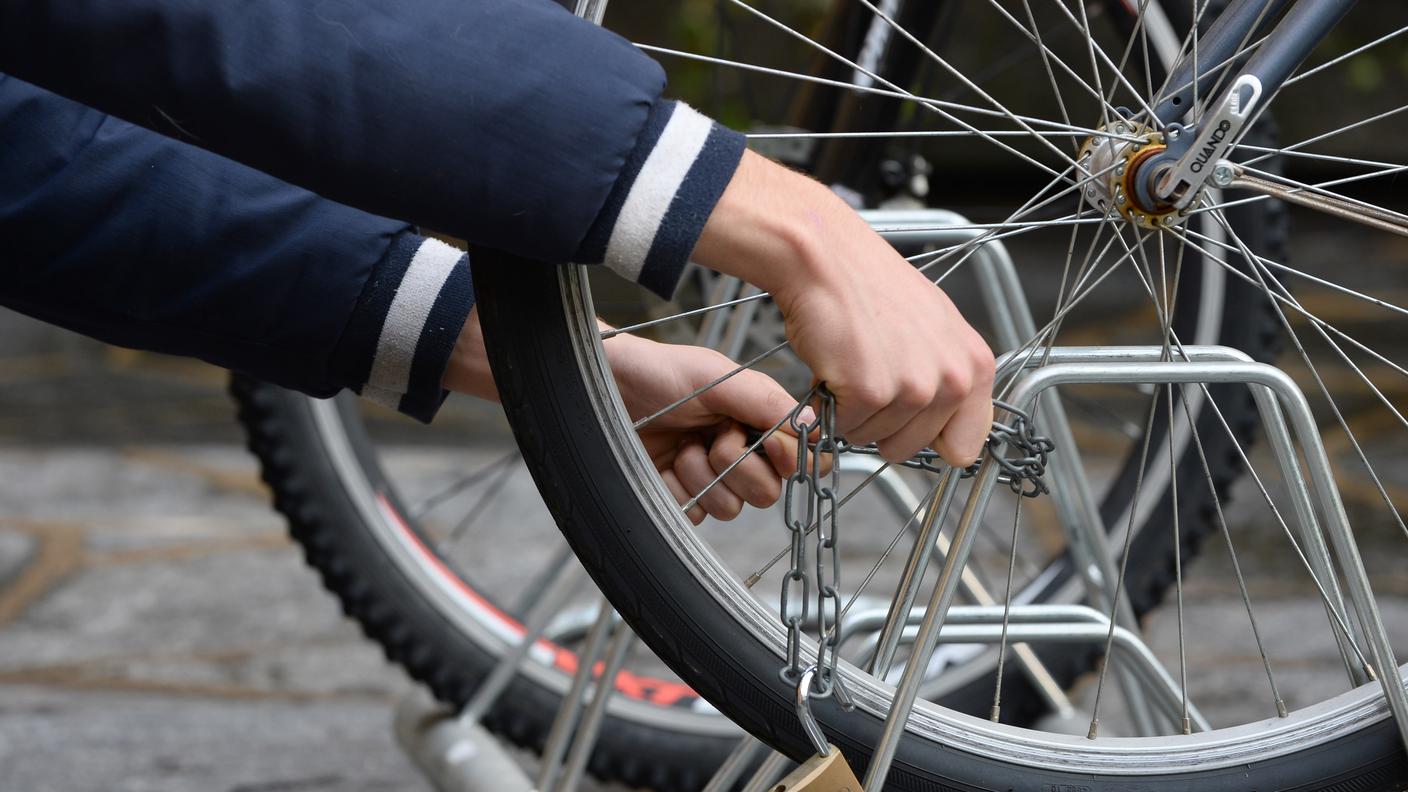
top-left (1364, 663), bottom-right (1378, 682)
top-left (1181, 716), bottom-right (1192, 735)
top-left (1275, 698), bottom-right (1288, 718)
top-left (1086, 720), bottom-right (1100, 740)
top-left (990, 704), bottom-right (1001, 723)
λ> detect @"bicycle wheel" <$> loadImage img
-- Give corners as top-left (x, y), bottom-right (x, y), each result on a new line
top-left (478, 0), bottom-right (1408, 789)
top-left (231, 376), bottom-right (740, 792)
top-left (226, 6), bottom-right (1265, 787)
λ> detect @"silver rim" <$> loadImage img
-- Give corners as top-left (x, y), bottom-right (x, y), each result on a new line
top-left (558, 0), bottom-right (1408, 777)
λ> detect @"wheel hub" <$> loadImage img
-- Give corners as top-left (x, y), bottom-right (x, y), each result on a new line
top-left (1079, 120), bottom-right (1184, 230)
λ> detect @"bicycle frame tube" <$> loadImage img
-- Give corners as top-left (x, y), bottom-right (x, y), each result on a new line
top-left (1153, 0), bottom-right (1358, 127)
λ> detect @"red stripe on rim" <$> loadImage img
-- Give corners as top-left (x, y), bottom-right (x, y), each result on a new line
top-left (376, 492), bottom-right (699, 707)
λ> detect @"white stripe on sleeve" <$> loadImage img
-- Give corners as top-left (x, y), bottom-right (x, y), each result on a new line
top-left (365, 237), bottom-right (462, 396)
top-left (603, 104), bottom-right (713, 281)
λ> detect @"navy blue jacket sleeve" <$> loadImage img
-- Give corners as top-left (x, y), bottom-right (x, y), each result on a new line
top-left (0, 0), bottom-right (744, 293)
top-left (0, 74), bottom-right (471, 422)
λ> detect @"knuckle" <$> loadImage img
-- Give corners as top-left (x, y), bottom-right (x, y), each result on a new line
top-left (896, 376), bottom-right (933, 411)
top-left (708, 442), bottom-right (735, 471)
top-left (940, 365), bottom-right (973, 400)
top-left (972, 342), bottom-right (996, 381)
top-left (849, 382), bottom-right (890, 413)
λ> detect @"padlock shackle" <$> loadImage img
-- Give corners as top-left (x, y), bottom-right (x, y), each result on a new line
top-left (795, 666), bottom-right (832, 757)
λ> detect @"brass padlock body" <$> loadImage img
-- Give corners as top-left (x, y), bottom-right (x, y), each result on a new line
top-left (771, 745), bottom-right (864, 792)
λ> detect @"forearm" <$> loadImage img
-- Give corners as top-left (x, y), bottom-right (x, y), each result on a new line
top-left (0, 0), bottom-right (664, 265)
top-left (689, 150), bottom-right (838, 298)
top-left (0, 75), bottom-right (474, 421)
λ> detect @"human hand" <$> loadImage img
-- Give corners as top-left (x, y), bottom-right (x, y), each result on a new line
top-left (604, 331), bottom-right (821, 524)
top-left (442, 309), bottom-right (819, 524)
top-left (691, 151), bottom-right (995, 466)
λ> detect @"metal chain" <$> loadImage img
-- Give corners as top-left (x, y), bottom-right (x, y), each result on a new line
top-left (779, 393), bottom-right (1055, 736)
top-left (834, 400), bottom-right (1056, 496)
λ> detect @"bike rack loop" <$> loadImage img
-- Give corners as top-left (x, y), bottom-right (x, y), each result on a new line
top-left (863, 208), bottom-right (1163, 735)
top-left (842, 603), bottom-right (1209, 733)
top-left (863, 356), bottom-right (1408, 791)
top-left (989, 345), bottom-right (1364, 685)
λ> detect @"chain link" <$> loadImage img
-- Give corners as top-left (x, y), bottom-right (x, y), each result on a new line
top-left (833, 400), bottom-right (1055, 496)
top-left (777, 394), bottom-right (1056, 721)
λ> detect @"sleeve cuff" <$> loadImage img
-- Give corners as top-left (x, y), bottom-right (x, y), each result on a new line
top-left (336, 233), bottom-right (474, 423)
top-left (575, 99), bottom-right (746, 300)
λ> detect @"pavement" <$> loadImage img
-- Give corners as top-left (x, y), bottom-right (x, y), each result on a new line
top-left (0, 209), bottom-right (1405, 791)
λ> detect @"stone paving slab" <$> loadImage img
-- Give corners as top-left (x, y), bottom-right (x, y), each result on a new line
top-left (0, 442), bottom-right (627, 792)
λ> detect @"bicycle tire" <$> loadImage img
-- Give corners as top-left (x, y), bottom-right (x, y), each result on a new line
top-left (472, 251), bottom-right (1407, 791)
top-left (230, 376), bottom-right (737, 792)
top-left (236, 2), bottom-right (1301, 786)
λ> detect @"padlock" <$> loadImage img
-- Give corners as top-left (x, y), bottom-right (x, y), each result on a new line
top-left (771, 745), bottom-right (864, 791)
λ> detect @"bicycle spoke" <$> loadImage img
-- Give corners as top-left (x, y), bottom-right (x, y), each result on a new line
top-left (679, 394), bottom-right (814, 514)
top-left (1180, 226), bottom-right (1408, 319)
top-left (1045, 0), bottom-right (1157, 121)
top-left (1018, 0), bottom-right (1077, 148)
top-left (1169, 223), bottom-right (1408, 580)
top-left (1086, 385), bottom-right (1161, 739)
top-left (410, 448), bottom-right (521, 520)
top-left (1235, 145), bottom-right (1401, 171)
top-left (442, 452), bottom-right (520, 551)
top-left (1235, 104), bottom-right (1408, 171)
top-left (1208, 212), bottom-right (1408, 541)
top-left (1286, 25), bottom-right (1408, 87)
top-left (850, 0), bottom-right (1110, 174)
top-left (745, 129), bottom-right (1111, 140)
top-left (722, 0), bottom-right (1088, 179)
top-left (632, 340), bottom-right (789, 430)
top-left (989, 494), bottom-right (1025, 722)
top-left (637, 43), bottom-right (1143, 144)
top-left (1177, 383), bottom-right (1289, 718)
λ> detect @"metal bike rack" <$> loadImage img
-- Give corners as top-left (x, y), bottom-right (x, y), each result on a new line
top-left (394, 596), bottom-right (633, 792)
top-left (862, 352), bottom-right (1408, 790)
top-left (395, 208), bottom-right (1406, 792)
top-left (864, 209), bottom-right (1164, 734)
top-left (845, 603), bottom-right (1210, 733)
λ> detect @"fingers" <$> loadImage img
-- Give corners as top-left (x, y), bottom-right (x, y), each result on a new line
top-left (842, 332), bottom-right (996, 466)
top-left (933, 386), bottom-right (994, 468)
top-left (660, 468), bottom-right (706, 525)
top-left (699, 365), bottom-right (798, 434)
top-left (874, 396), bottom-right (957, 465)
top-left (674, 439), bottom-right (745, 521)
top-left (709, 422), bottom-right (783, 508)
top-left (662, 423), bottom-right (805, 523)
top-left (847, 373), bottom-right (943, 463)
top-left (769, 428), bottom-right (836, 477)
top-left (934, 338), bottom-right (997, 466)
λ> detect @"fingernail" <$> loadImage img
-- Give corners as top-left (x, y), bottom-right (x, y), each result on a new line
top-left (798, 406), bottom-right (817, 425)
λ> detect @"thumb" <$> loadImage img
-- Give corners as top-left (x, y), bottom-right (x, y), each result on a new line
top-left (698, 367), bottom-right (803, 434)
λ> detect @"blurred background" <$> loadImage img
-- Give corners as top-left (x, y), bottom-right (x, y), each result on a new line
top-left (1, 1), bottom-right (1404, 790)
